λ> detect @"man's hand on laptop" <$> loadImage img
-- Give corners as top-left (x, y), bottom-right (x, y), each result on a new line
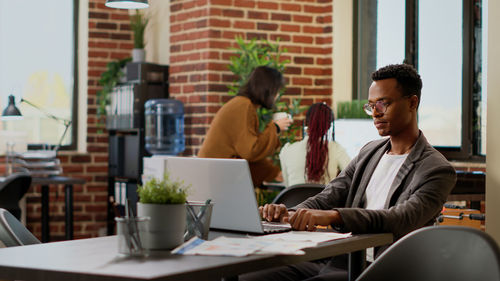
top-left (259, 204), bottom-right (292, 223)
top-left (259, 205), bottom-right (343, 231)
top-left (288, 209), bottom-right (343, 231)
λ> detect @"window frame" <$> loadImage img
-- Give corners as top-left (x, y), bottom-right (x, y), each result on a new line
top-left (353, 0), bottom-right (485, 162)
top-left (26, 0), bottom-right (79, 151)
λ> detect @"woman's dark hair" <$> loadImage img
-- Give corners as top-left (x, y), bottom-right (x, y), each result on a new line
top-left (305, 102), bottom-right (334, 183)
top-left (237, 66), bottom-right (285, 109)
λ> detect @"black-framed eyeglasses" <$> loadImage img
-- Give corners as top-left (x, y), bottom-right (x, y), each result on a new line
top-left (363, 100), bottom-right (390, 116)
top-left (363, 96), bottom-right (412, 116)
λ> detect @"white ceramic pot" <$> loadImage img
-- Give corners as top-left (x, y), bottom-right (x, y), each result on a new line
top-left (137, 202), bottom-right (186, 250)
top-left (132, 48), bottom-right (145, 62)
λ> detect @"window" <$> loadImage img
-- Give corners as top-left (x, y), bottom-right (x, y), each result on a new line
top-left (354, 0), bottom-right (486, 161)
top-left (0, 0), bottom-right (78, 150)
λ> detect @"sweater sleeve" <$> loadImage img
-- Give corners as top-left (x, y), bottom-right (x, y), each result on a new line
top-left (334, 142), bottom-right (351, 171)
top-left (233, 102), bottom-right (280, 162)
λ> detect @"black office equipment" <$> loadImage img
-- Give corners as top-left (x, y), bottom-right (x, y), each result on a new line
top-left (106, 62), bottom-right (169, 235)
top-left (0, 173), bottom-right (32, 220)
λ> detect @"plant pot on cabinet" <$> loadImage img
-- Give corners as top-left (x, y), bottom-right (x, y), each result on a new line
top-left (137, 202), bottom-right (186, 250)
top-left (132, 48), bottom-right (145, 62)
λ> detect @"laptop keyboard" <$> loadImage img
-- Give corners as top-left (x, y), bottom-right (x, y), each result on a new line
top-left (261, 221), bottom-right (292, 233)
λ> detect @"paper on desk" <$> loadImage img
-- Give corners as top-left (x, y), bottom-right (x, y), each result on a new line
top-left (172, 231), bottom-right (352, 257)
top-left (172, 237), bottom-right (275, 256)
top-left (253, 231), bottom-right (352, 244)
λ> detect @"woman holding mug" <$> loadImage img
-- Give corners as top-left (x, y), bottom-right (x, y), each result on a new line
top-left (198, 66), bottom-right (292, 187)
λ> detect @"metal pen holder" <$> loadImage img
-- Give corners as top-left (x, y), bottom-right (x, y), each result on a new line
top-left (185, 200), bottom-right (214, 241)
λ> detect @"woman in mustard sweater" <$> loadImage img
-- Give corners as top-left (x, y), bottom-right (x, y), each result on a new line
top-left (198, 66), bottom-right (292, 187)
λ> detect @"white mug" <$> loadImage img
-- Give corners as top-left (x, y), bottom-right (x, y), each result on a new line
top-left (272, 112), bottom-right (292, 121)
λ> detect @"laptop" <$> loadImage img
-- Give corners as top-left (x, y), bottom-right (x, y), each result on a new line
top-left (142, 156), bottom-right (291, 234)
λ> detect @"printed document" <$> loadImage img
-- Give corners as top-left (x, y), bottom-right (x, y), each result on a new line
top-left (172, 231), bottom-right (352, 256)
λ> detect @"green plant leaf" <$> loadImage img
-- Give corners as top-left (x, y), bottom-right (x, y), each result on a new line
top-left (137, 172), bottom-right (190, 204)
top-left (96, 57), bottom-right (132, 125)
top-left (336, 99), bottom-right (370, 119)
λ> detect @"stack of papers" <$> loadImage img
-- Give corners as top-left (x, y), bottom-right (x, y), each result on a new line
top-left (172, 231), bottom-right (352, 256)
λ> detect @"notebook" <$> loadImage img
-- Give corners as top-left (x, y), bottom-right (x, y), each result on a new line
top-left (142, 156), bottom-right (291, 234)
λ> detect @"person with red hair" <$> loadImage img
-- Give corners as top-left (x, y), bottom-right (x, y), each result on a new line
top-left (279, 102), bottom-right (350, 187)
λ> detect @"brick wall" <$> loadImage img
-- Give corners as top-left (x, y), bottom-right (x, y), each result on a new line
top-left (23, 0), bottom-right (133, 240)
top-left (169, 0), bottom-right (334, 155)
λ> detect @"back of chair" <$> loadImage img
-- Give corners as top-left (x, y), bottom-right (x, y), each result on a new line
top-left (272, 183), bottom-right (325, 208)
top-left (356, 226), bottom-right (500, 281)
top-left (0, 208), bottom-right (41, 247)
top-left (0, 173), bottom-right (32, 220)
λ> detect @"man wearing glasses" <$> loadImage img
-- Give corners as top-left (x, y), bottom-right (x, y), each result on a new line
top-left (243, 64), bottom-right (456, 281)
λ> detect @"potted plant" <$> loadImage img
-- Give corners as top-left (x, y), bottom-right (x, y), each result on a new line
top-left (130, 10), bottom-right (149, 62)
top-left (137, 173), bottom-right (189, 250)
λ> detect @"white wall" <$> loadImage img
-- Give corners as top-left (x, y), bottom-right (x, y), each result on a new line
top-left (144, 0), bottom-right (170, 65)
top-left (77, 0), bottom-right (89, 153)
top-left (486, 0), bottom-right (500, 244)
top-left (332, 0), bottom-right (353, 112)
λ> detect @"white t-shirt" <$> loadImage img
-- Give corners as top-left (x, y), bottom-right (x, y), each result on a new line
top-left (364, 151), bottom-right (408, 262)
top-left (364, 152), bottom-right (409, 210)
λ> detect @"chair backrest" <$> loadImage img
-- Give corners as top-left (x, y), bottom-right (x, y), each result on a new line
top-left (356, 226), bottom-right (500, 281)
top-left (0, 173), bottom-right (32, 220)
top-left (0, 208), bottom-right (41, 247)
top-left (272, 183), bottom-right (325, 208)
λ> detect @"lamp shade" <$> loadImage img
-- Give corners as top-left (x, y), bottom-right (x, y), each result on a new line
top-left (105, 0), bottom-right (149, 9)
top-left (2, 95), bottom-right (22, 117)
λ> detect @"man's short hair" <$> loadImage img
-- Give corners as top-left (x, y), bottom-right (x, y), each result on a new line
top-left (372, 64), bottom-right (423, 102)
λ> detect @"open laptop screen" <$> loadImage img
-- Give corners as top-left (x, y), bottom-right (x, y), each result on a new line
top-left (143, 156), bottom-right (266, 233)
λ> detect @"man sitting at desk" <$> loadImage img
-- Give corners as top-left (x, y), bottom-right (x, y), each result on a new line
top-left (242, 64), bottom-right (457, 281)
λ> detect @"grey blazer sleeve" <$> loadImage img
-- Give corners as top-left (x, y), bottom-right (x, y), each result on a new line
top-left (293, 133), bottom-right (457, 240)
top-left (337, 159), bottom-right (456, 239)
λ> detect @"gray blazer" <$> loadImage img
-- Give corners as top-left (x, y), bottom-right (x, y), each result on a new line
top-left (295, 131), bottom-right (457, 241)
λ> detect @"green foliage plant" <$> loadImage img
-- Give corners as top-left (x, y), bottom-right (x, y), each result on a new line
top-left (96, 57), bottom-right (131, 127)
top-left (336, 99), bottom-right (371, 119)
top-left (137, 172), bottom-right (189, 204)
top-left (227, 36), bottom-right (308, 151)
top-left (130, 10), bottom-right (149, 49)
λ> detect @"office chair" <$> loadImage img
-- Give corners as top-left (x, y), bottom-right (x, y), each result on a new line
top-left (0, 172), bottom-right (32, 220)
top-left (356, 226), bottom-right (500, 281)
top-left (272, 183), bottom-right (325, 208)
top-left (0, 208), bottom-right (41, 247)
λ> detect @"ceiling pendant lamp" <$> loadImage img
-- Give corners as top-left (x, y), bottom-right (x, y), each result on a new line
top-left (105, 0), bottom-right (149, 9)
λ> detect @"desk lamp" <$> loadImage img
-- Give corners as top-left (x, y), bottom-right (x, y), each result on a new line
top-left (2, 95), bottom-right (71, 152)
top-left (105, 0), bottom-right (149, 9)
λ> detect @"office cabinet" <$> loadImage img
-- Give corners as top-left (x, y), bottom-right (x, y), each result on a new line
top-left (106, 62), bottom-right (169, 235)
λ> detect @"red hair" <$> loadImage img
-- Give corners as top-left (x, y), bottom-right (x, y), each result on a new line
top-left (305, 103), bottom-right (333, 183)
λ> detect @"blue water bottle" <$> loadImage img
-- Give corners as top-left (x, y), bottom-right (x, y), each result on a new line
top-left (144, 99), bottom-right (185, 155)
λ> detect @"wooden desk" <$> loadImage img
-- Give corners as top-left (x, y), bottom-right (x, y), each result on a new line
top-left (0, 233), bottom-right (392, 281)
top-left (32, 176), bottom-right (85, 242)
